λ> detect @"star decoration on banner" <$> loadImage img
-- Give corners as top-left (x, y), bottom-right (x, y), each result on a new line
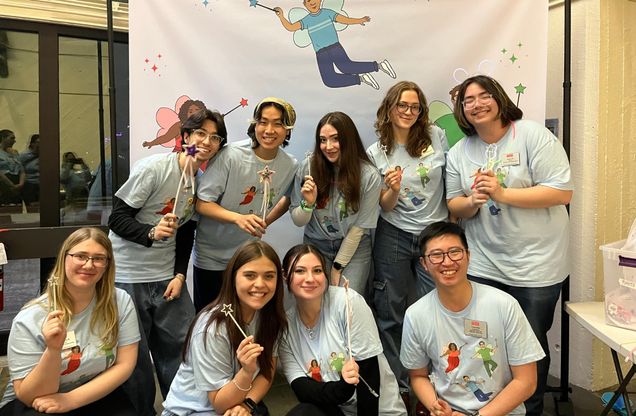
top-left (240, 98), bottom-right (249, 107)
top-left (501, 48), bottom-right (507, 54)
top-left (514, 83), bottom-right (527, 94)
top-left (203, 0), bottom-right (209, 5)
top-left (518, 42), bottom-right (523, 48)
top-left (249, 0), bottom-right (258, 6)
top-left (509, 54), bottom-right (518, 64)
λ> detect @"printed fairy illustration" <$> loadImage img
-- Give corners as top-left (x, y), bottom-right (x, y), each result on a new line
top-left (271, 0), bottom-right (396, 89)
top-left (143, 96), bottom-right (205, 151)
top-left (458, 375), bottom-right (493, 402)
top-left (240, 186), bottom-right (257, 206)
top-left (472, 339), bottom-right (498, 378)
top-left (61, 344), bottom-right (85, 376)
top-left (401, 187), bottom-right (425, 207)
top-left (97, 344), bottom-right (116, 368)
top-left (322, 216), bottom-right (339, 233)
top-left (440, 342), bottom-right (465, 374)
top-left (156, 197), bottom-right (176, 215)
top-left (415, 162), bottom-right (431, 189)
top-left (308, 358), bottom-right (322, 381)
top-left (329, 351), bottom-right (345, 372)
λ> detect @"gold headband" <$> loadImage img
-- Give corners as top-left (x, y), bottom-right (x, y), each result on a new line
top-left (253, 97), bottom-right (296, 129)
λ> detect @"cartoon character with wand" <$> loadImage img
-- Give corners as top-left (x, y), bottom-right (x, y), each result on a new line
top-left (256, 0), bottom-right (396, 89)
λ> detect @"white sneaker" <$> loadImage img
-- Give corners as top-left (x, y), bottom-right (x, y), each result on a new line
top-left (379, 59), bottom-right (396, 79)
top-left (360, 73), bottom-right (380, 90)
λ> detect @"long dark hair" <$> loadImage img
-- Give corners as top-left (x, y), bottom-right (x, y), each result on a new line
top-left (374, 81), bottom-right (432, 157)
top-left (311, 112), bottom-right (371, 213)
top-left (181, 240), bottom-right (287, 381)
top-left (453, 75), bottom-right (523, 136)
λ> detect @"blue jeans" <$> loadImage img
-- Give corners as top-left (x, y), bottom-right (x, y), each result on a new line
top-left (315, 43), bottom-right (378, 88)
top-left (372, 217), bottom-right (435, 391)
top-left (468, 275), bottom-right (563, 416)
top-left (304, 233), bottom-right (372, 298)
top-left (117, 279), bottom-right (195, 415)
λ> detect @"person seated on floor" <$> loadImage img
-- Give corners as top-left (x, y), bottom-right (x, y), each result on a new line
top-left (280, 244), bottom-right (406, 416)
top-left (161, 240), bottom-right (287, 416)
top-left (400, 222), bottom-right (544, 416)
top-left (0, 227), bottom-right (140, 416)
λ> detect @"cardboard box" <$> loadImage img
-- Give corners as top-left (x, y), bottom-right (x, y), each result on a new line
top-left (601, 239), bottom-right (636, 331)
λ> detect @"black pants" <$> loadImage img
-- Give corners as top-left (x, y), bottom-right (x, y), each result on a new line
top-left (192, 266), bottom-right (224, 312)
top-left (0, 386), bottom-right (136, 416)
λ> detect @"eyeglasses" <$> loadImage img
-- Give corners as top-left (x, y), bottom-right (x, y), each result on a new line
top-left (462, 93), bottom-right (493, 110)
top-left (425, 248), bottom-right (465, 264)
top-left (67, 253), bottom-right (109, 268)
top-left (191, 129), bottom-right (223, 144)
top-left (396, 102), bottom-right (421, 115)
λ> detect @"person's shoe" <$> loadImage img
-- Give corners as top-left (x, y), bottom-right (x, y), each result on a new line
top-left (415, 400), bottom-right (430, 415)
top-left (601, 391), bottom-right (630, 416)
top-left (379, 59), bottom-right (397, 79)
top-left (360, 73), bottom-right (380, 90)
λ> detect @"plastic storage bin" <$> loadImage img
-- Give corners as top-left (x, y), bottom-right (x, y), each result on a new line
top-left (601, 239), bottom-right (636, 331)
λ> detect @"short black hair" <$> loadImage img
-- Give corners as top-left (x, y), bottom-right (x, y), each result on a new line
top-left (418, 221), bottom-right (468, 255)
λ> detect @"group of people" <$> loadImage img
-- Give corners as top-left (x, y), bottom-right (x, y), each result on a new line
top-left (0, 75), bottom-right (572, 416)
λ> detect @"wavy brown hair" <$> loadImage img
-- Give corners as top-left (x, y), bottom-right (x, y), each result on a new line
top-left (31, 227), bottom-right (119, 350)
top-left (374, 81), bottom-right (432, 158)
top-left (453, 75), bottom-right (523, 136)
top-left (182, 240), bottom-right (287, 381)
top-left (311, 111), bottom-right (371, 213)
top-left (282, 244), bottom-right (329, 293)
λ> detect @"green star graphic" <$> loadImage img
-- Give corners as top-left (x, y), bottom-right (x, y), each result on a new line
top-left (510, 54), bottom-right (518, 63)
top-left (514, 83), bottom-right (527, 94)
top-left (518, 42), bottom-right (523, 48)
top-left (501, 48), bottom-right (507, 54)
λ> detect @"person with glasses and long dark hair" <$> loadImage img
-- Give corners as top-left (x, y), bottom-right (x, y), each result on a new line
top-left (366, 81), bottom-right (449, 413)
top-left (280, 244), bottom-right (406, 416)
top-left (401, 222), bottom-right (544, 416)
top-left (290, 111), bottom-right (381, 297)
top-left (446, 75), bottom-right (572, 415)
top-left (108, 109), bottom-right (227, 415)
top-left (0, 228), bottom-right (140, 415)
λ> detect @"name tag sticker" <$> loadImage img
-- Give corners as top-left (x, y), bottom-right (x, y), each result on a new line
top-left (420, 146), bottom-right (434, 159)
top-left (62, 330), bottom-right (77, 350)
top-left (501, 152), bottom-right (520, 167)
top-left (464, 319), bottom-right (488, 338)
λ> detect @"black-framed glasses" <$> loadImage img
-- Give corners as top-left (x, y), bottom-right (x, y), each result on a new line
top-left (462, 93), bottom-right (493, 110)
top-left (66, 253), bottom-right (109, 267)
top-left (426, 248), bottom-right (465, 264)
top-left (191, 129), bottom-right (223, 144)
top-left (396, 102), bottom-right (421, 115)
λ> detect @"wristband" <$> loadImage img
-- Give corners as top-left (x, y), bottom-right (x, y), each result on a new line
top-left (333, 261), bottom-right (343, 271)
top-left (300, 199), bottom-right (316, 212)
top-left (148, 227), bottom-right (156, 241)
top-left (242, 397), bottom-right (257, 413)
top-left (174, 273), bottom-right (186, 282)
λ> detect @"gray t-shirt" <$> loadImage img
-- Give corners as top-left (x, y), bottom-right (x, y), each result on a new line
top-left (1, 289), bottom-right (140, 408)
top-left (280, 287), bottom-right (406, 415)
top-left (110, 152), bottom-right (196, 283)
top-left (194, 145), bottom-right (297, 270)
top-left (290, 159), bottom-right (381, 240)
top-left (367, 125), bottom-right (449, 234)
top-left (446, 119), bottom-right (572, 286)
top-left (162, 309), bottom-right (262, 416)
top-left (400, 282), bottom-right (545, 415)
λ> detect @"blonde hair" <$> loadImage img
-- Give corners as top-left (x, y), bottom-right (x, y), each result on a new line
top-left (32, 227), bottom-right (119, 350)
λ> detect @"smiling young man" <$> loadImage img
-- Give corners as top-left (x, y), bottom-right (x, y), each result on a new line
top-left (193, 97), bottom-right (298, 312)
top-left (108, 109), bottom-right (226, 415)
top-left (400, 222), bottom-right (544, 416)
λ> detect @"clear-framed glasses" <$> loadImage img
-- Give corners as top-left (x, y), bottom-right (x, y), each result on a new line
top-left (462, 93), bottom-right (493, 110)
top-left (192, 129), bottom-right (223, 144)
top-left (426, 248), bottom-right (465, 264)
top-left (395, 102), bottom-right (422, 115)
top-left (66, 253), bottom-right (109, 268)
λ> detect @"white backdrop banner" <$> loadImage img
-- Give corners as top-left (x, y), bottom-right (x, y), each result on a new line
top-left (129, 0), bottom-right (548, 165)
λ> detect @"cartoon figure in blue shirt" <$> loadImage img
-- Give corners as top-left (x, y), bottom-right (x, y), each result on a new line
top-left (273, 0), bottom-right (396, 90)
top-left (459, 375), bottom-right (493, 402)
